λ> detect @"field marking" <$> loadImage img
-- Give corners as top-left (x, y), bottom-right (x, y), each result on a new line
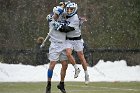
top-left (67, 84), bottom-right (140, 92)
top-left (51, 89), bottom-right (106, 93)
top-left (50, 84), bottom-right (140, 93)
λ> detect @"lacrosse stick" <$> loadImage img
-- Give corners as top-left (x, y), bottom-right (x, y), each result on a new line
top-left (40, 29), bottom-right (52, 48)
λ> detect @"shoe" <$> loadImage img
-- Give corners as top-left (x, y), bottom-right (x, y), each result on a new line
top-left (74, 68), bottom-right (81, 78)
top-left (57, 83), bottom-right (66, 93)
top-left (46, 85), bottom-right (51, 93)
top-left (85, 75), bottom-right (89, 85)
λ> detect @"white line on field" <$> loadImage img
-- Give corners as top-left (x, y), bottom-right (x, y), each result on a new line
top-left (52, 89), bottom-right (105, 93)
top-left (67, 84), bottom-right (140, 92)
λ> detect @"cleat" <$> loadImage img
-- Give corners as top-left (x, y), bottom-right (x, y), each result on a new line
top-left (57, 83), bottom-right (66, 93)
top-left (46, 85), bottom-right (51, 93)
top-left (74, 68), bottom-right (81, 78)
top-left (85, 75), bottom-right (89, 85)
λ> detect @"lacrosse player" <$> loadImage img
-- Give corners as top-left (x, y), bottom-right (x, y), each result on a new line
top-left (56, 2), bottom-right (89, 84)
top-left (46, 5), bottom-right (68, 93)
top-left (52, 0), bottom-right (81, 80)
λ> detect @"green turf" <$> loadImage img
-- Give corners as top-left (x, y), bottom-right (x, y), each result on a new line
top-left (0, 82), bottom-right (140, 93)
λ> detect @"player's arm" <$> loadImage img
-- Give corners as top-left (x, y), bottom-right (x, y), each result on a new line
top-left (58, 25), bottom-right (75, 32)
top-left (57, 19), bottom-right (79, 32)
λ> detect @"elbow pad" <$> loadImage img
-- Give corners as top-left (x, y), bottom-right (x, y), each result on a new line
top-left (58, 25), bottom-right (75, 32)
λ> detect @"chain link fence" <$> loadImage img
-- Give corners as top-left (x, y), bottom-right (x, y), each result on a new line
top-left (0, 47), bottom-right (140, 66)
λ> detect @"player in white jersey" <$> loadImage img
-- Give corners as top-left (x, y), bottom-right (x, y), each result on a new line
top-left (57, 2), bottom-right (89, 84)
top-left (66, 2), bottom-right (89, 84)
top-left (46, 5), bottom-right (68, 93)
top-left (49, 1), bottom-right (81, 80)
top-left (55, 3), bottom-right (81, 79)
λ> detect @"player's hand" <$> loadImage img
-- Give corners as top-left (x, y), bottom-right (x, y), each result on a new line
top-left (53, 21), bottom-right (60, 30)
top-left (56, 25), bottom-right (62, 31)
top-left (53, 21), bottom-right (66, 31)
top-left (79, 17), bottom-right (87, 25)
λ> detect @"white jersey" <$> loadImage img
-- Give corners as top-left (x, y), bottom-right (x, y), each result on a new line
top-left (49, 19), bottom-right (66, 43)
top-left (66, 14), bottom-right (81, 37)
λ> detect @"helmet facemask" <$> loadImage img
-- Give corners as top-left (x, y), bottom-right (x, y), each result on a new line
top-left (66, 2), bottom-right (78, 17)
top-left (67, 7), bottom-right (75, 15)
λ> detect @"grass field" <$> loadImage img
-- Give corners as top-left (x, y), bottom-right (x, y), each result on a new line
top-left (0, 82), bottom-right (140, 93)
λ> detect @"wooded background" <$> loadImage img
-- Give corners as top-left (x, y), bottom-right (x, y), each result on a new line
top-left (0, 0), bottom-right (140, 66)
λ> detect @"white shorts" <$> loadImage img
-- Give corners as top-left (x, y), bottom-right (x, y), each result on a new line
top-left (48, 42), bottom-right (67, 61)
top-left (66, 40), bottom-right (84, 51)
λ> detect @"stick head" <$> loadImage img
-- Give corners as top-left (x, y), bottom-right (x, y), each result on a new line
top-left (37, 37), bottom-right (44, 44)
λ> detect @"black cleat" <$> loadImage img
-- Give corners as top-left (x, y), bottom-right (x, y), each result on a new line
top-left (57, 83), bottom-right (66, 93)
top-left (46, 85), bottom-right (51, 93)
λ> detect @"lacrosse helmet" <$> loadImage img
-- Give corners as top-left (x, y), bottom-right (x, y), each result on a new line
top-left (59, 1), bottom-right (71, 7)
top-left (66, 2), bottom-right (78, 17)
top-left (53, 6), bottom-right (64, 15)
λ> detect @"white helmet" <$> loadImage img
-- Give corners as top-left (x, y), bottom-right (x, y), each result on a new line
top-left (46, 13), bottom-right (53, 22)
top-left (66, 2), bottom-right (78, 17)
top-left (53, 6), bottom-right (64, 15)
top-left (60, 1), bottom-right (71, 6)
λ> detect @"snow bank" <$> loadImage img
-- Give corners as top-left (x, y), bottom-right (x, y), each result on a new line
top-left (0, 60), bottom-right (140, 82)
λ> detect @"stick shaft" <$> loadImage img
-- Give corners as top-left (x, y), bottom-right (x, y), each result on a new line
top-left (40, 29), bottom-right (52, 48)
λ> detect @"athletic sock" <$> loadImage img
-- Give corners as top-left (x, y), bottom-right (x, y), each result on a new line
top-left (48, 69), bottom-right (53, 78)
top-left (84, 70), bottom-right (89, 76)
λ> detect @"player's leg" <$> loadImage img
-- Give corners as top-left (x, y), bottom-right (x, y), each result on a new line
top-left (60, 60), bottom-right (68, 82)
top-left (57, 49), bottom-right (68, 93)
top-left (66, 48), bottom-right (80, 78)
top-left (74, 40), bottom-right (89, 84)
top-left (46, 61), bottom-right (56, 93)
top-left (57, 60), bottom-right (68, 93)
top-left (77, 51), bottom-right (89, 84)
top-left (46, 42), bottom-right (60, 93)
top-left (66, 40), bottom-right (80, 78)
top-left (66, 48), bottom-right (77, 66)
